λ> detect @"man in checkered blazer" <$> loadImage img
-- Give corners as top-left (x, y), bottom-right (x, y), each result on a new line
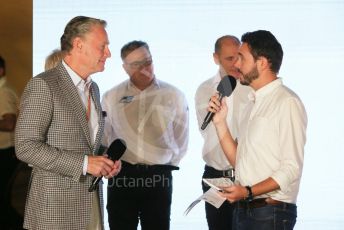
top-left (15, 16), bottom-right (121, 230)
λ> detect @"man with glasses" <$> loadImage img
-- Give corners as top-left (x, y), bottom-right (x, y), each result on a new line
top-left (102, 40), bottom-right (189, 230)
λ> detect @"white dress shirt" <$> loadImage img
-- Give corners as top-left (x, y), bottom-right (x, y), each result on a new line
top-left (102, 78), bottom-right (189, 166)
top-left (0, 77), bottom-right (19, 148)
top-left (235, 78), bottom-right (307, 203)
top-left (195, 72), bottom-right (251, 170)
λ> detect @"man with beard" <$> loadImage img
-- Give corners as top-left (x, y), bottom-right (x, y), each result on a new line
top-left (195, 35), bottom-right (251, 230)
top-left (102, 40), bottom-right (189, 230)
top-left (208, 30), bottom-right (307, 230)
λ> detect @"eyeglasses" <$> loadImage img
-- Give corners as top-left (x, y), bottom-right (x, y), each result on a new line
top-left (126, 58), bottom-right (153, 69)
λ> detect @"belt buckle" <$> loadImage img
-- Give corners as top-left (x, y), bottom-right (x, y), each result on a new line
top-left (222, 169), bottom-right (234, 179)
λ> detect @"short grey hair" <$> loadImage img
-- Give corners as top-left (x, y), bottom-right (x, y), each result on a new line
top-left (60, 16), bottom-right (107, 52)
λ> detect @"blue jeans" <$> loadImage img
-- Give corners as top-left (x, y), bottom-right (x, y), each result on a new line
top-left (233, 202), bottom-right (297, 230)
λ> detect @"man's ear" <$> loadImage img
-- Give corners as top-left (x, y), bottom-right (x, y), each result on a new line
top-left (213, 53), bottom-right (220, 65)
top-left (257, 56), bottom-right (269, 72)
top-left (72, 37), bottom-right (83, 52)
top-left (122, 63), bottom-right (130, 75)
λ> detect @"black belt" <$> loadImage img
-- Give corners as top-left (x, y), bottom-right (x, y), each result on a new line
top-left (237, 198), bottom-right (295, 209)
top-left (122, 161), bottom-right (179, 172)
top-left (204, 165), bottom-right (235, 179)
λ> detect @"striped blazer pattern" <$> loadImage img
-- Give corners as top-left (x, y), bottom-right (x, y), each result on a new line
top-left (15, 63), bottom-right (105, 230)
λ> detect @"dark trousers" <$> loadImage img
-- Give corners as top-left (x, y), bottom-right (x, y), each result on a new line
top-left (0, 147), bottom-right (23, 229)
top-left (202, 165), bottom-right (235, 230)
top-left (233, 202), bottom-right (297, 230)
top-left (107, 161), bottom-right (173, 230)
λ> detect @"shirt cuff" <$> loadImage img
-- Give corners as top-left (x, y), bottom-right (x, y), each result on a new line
top-left (271, 173), bottom-right (289, 193)
top-left (83, 155), bottom-right (88, 176)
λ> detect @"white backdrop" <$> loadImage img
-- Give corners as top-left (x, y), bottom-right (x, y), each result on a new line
top-left (34, 1), bottom-right (344, 229)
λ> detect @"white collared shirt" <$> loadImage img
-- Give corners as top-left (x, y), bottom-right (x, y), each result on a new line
top-left (236, 78), bottom-right (307, 203)
top-left (102, 78), bottom-right (189, 166)
top-left (195, 72), bottom-right (252, 170)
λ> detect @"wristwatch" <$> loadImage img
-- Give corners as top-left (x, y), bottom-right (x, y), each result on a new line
top-left (245, 186), bottom-right (253, 202)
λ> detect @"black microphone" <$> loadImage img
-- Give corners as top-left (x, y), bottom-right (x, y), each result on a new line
top-left (88, 138), bottom-right (127, 192)
top-left (201, 75), bottom-right (237, 130)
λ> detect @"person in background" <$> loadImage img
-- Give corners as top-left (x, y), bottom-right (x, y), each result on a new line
top-left (195, 35), bottom-right (251, 230)
top-left (0, 55), bottom-right (21, 229)
top-left (209, 30), bottom-right (307, 230)
top-left (102, 40), bottom-right (189, 230)
top-left (15, 16), bottom-right (121, 230)
top-left (45, 49), bottom-right (66, 71)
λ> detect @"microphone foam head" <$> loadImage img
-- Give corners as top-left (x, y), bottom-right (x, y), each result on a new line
top-left (107, 139), bottom-right (127, 160)
top-left (217, 75), bottom-right (237, 97)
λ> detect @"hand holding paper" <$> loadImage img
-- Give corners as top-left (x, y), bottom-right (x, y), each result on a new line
top-left (184, 177), bottom-right (234, 215)
top-left (184, 188), bottom-right (226, 215)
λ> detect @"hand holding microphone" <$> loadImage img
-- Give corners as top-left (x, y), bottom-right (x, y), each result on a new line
top-left (201, 75), bottom-right (237, 130)
top-left (88, 139), bottom-right (127, 192)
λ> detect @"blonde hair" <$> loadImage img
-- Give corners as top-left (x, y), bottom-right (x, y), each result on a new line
top-left (45, 49), bottom-right (65, 70)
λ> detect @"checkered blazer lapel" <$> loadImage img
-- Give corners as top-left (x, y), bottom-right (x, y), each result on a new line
top-left (57, 65), bottom-right (92, 148)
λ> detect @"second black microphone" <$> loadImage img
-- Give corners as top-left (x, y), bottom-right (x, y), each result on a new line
top-left (88, 138), bottom-right (126, 192)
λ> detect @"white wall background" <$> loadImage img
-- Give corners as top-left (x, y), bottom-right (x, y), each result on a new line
top-left (34, 1), bottom-right (344, 229)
